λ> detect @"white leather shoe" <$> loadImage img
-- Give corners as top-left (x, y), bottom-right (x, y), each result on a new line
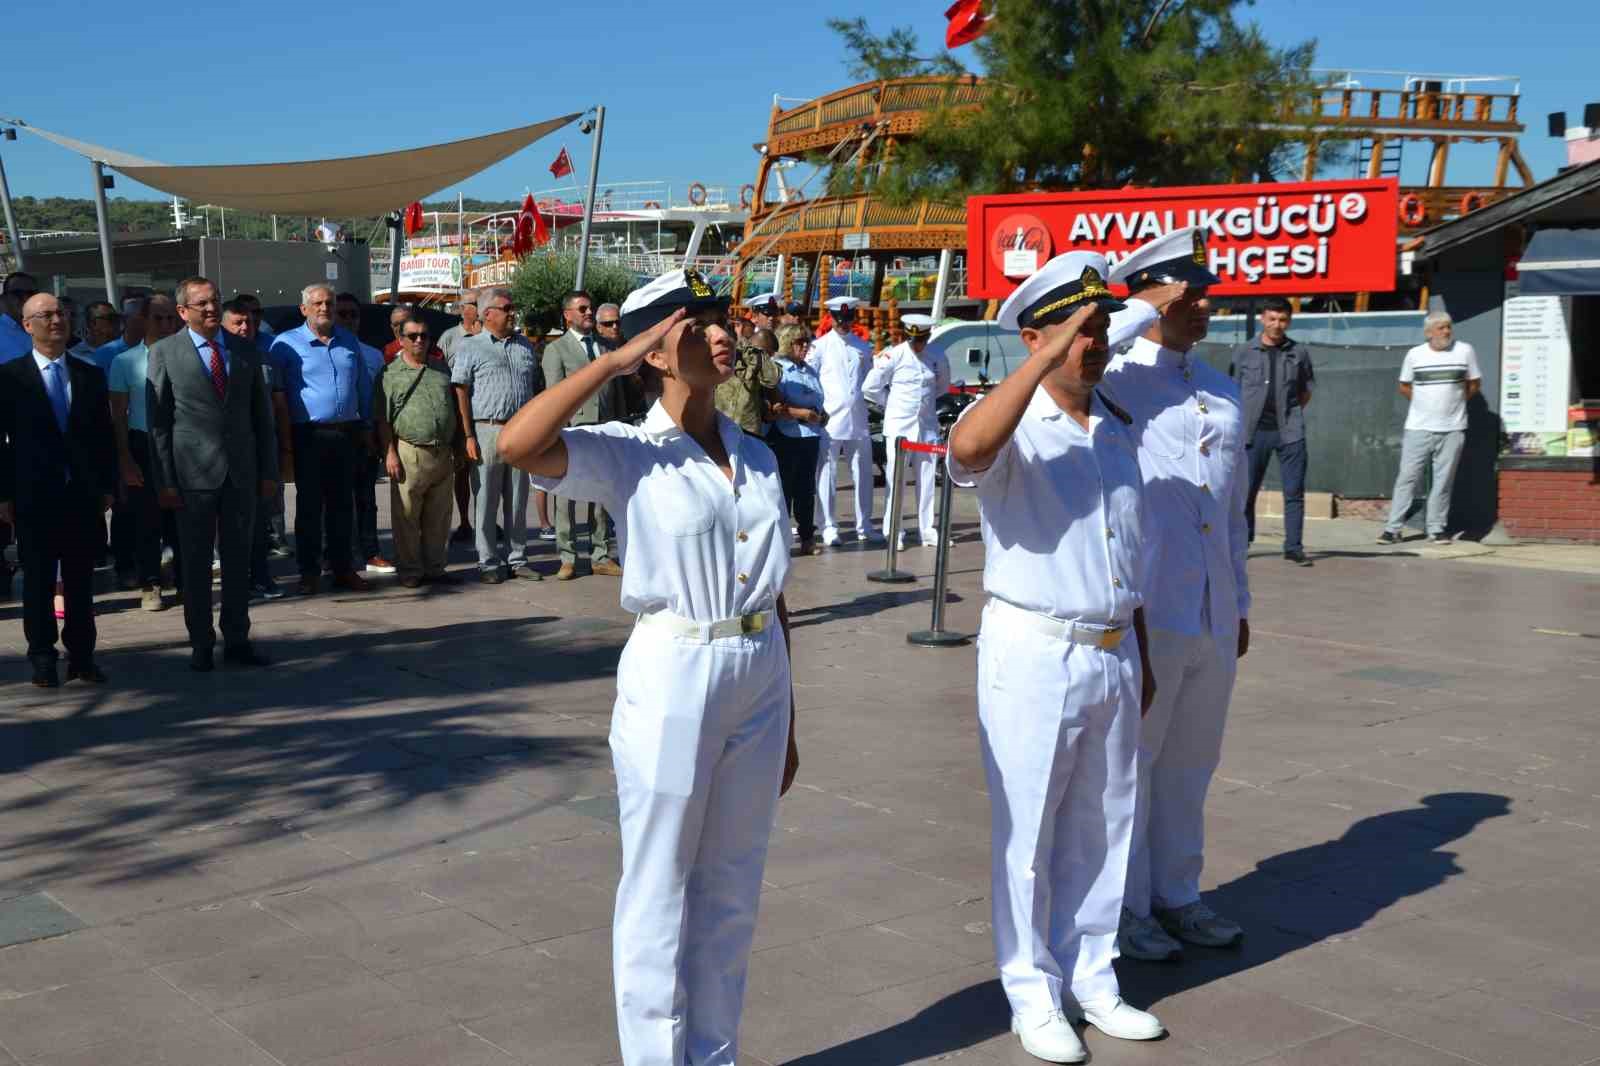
top-left (1010, 1010), bottom-right (1087, 1063)
top-left (920, 529), bottom-right (940, 548)
top-left (1074, 997), bottom-right (1164, 1041)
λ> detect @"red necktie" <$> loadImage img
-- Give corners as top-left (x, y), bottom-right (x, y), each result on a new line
top-left (208, 340), bottom-right (227, 398)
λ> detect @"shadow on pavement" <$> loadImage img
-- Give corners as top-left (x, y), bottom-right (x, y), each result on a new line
top-left (791, 792), bottom-right (1510, 1065)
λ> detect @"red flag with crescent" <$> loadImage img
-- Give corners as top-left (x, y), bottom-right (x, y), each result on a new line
top-left (549, 147), bottom-right (574, 179)
top-left (402, 201), bottom-right (425, 236)
top-left (512, 194), bottom-right (536, 258)
top-left (944, 0), bottom-right (991, 48)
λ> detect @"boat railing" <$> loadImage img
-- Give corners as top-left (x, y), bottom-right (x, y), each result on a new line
top-left (1291, 69), bottom-right (1523, 132)
top-left (528, 180), bottom-right (738, 212)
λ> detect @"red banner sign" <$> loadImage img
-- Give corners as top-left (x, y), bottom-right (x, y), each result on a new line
top-left (966, 179), bottom-right (1399, 298)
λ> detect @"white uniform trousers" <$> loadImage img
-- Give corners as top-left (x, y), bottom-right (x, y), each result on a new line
top-left (611, 622), bottom-right (791, 1066)
top-left (1125, 625), bottom-right (1238, 917)
top-left (815, 434), bottom-right (874, 539)
top-left (977, 600), bottom-right (1142, 1017)
top-left (880, 431), bottom-right (937, 543)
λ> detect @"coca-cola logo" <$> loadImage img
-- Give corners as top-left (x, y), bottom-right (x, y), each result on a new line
top-left (989, 213), bottom-right (1052, 278)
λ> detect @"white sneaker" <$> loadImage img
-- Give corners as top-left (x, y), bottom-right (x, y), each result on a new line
top-left (920, 529), bottom-right (940, 548)
top-left (1119, 906), bottom-right (1183, 961)
top-left (1074, 997), bottom-right (1164, 1041)
top-left (895, 532), bottom-right (907, 551)
top-left (1010, 1010), bottom-right (1086, 1063)
top-left (821, 528), bottom-right (840, 547)
top-left (1154, 900), bottom-right (1243, 948)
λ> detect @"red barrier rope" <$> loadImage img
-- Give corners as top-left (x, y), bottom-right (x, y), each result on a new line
top-left (898, 440), bottom-right (947, 457)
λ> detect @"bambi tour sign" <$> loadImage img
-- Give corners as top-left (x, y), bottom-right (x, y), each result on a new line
top-left (966, 179), bottom-right (1399, 298)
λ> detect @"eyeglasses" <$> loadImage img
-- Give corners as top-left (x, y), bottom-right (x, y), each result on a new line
top-left (403, 331), bottom-right (431, 341)
top-left (26, 309), bottom-right (69, 321)
top-left (485, 303), bottom-right (514, 313)
top-left (184, 299), bottom-right (221, 310)
top-left (596, 320), bottom-right (620, 328)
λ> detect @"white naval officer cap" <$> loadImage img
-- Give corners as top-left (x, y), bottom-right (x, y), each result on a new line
top-left (1106, 225), bottom-right (1222, 291)
top-left (900, 313), bottom-right (936, 336)
top-left (823, 295), bottom-right (862, 314)
top-left (742, 292), bottom-right (781, 311)
top-left (997, 250), bottom-right (1126, 331)
top-left (619, 267), bottom-right (728, 337)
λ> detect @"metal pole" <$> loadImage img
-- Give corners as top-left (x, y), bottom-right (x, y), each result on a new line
top-left (387, 214), bottom-right (402, 303)
top-left (930, 248), bottom-right (954, 321)
top-left (90, 160), bottom-right (119, 303)
top-left (866, 439), bottom-right (915, 584)
top-left (908, 448), bottom-right (970, 647)
top-left (574, 105), bottom-right (606, 290)
top-left (773, 253), bottom-right (787, 303)
top-left (271, 214), bottom-right (278, 241)
top-left (0, 143), bottom-right (24, 272)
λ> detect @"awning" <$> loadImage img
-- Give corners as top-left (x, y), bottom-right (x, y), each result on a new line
top-left (1516, 228), bottom-right (1600, 295)
top-left (6, 114), bottom-right (581, 216)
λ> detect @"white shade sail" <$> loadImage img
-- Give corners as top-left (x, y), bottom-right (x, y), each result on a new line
top-left (5, 114), bottom-right (581, 216)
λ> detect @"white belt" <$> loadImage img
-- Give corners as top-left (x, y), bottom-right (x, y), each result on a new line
top-left (988, 598), bottom-right (1129, 651)
top-left (636, 609), bottom-right (771, 644)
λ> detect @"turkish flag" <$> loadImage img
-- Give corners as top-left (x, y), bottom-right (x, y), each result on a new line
top-left (512, 194), bottom-right (537, 258)
top-left (549, 147), bottom-right (574, 179)
top-left (402, 201), bottom-right (425, 236)
top-left (944, 0), bottom-right (990, 48)
top-left (532, 199), bottom-right (551, 247)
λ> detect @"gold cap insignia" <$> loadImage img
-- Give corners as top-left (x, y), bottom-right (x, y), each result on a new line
top-left (1191, 229), bottom-right (1207, 265)
top-left (1079, 265), bottom-right (1109, 297)
top-left (685, 270), bottom-right (713, 298)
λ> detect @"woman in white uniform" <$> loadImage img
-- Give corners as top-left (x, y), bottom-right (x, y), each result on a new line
top-left (497, 269), bottom-right (800, 1066)
top-left (862, 313), bottom-right (949, 547)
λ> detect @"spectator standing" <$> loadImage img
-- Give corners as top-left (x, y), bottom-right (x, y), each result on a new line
top-left (335, 293), bottom-right (394, 575)
top-left (863, 313), bottom-right (950, 549)
top-left (93, 295), bottom-right (147, 370)
top-left (235, 292), bottom-right (290, 555)
top-left (713, 325), bottom-right (781, 438)
top-left (1, 271), bottom-right (40, 362)
top-left (1230, 297), bottom-right (1315, 566)
top-left (768, 325), bottom-right (827, 554)
top-left (541, 290), bottom-right (622, 579)
top-left (375, 310), bottom-right (464, 588)
top-left (438, 289), bottom-right (482, 544)
top-left (382, 303), bottom-right (443, 365)
top-left (270, 283), bottom-right (374, 595)
top-left (148, 277), bottom-right (278, 671)
top-left (221, 299), bottom-right (291, 601)
top-left (1377, 311), bottom-right (1482, 545)
top-left (811, 295), bottom-right (876, 546)
top-left (108, 295), bottom-right (182, 608)
top-left (452, 287), bottom-right (544, 582)
top-left (0, 293), bottom-right (117, 686)
top-left (72, 301), bottom-right (122, 364)
top-left (742, 293), bottom-right (780, 334)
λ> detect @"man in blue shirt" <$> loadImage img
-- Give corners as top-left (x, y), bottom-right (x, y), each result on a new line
top-left (0, 271), bottom-right (40, 363)
top-left (92, 295), bottom-right (149, 371)
top-left (269, 282), bottom-right (374, 595)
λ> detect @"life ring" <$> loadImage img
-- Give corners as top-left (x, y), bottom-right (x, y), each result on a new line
top-left (739, 184), bottom-right (755, 210)
top-left (643, 200), bottom-right (661, 209)
top-left (688, 182), bottom-right (708, 206)
top-left (1458, 191), bottom-right (1486, 215)
top-left (1399, 194), bottom-right (1427, 227)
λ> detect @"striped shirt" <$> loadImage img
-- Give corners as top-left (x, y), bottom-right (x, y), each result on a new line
top-left (1399, 341), bottom-right (1480, 433)
top-left (450, 331), bottom-right (545, 421)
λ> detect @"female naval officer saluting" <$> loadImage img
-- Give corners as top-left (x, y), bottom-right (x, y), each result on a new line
top-left (496, 268), bottom-right (800, 1066)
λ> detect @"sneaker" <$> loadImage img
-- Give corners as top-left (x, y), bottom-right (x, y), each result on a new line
top-left (1153, 900), bottom-right (1243, 948)
top-left (538, 526), bottom-right (557, 541)
top-left (820, 527), bottom-right (840, 547)
top-left (1118, 907), bottom-right (1183, 961)
top-left (140, 586), bottom-right (166, 613)
top-left (1284, 549), bottom-right (1313, 567)
top-left (250, 581), bottom-right (285, 601)
top-left (267, 539), bottom-right (293, 559)
top-left (365, 556), bottom-right (397, 574)
top-left (1430, 533), bottom-right (1454, 545)
top-left (1010, 1010), bottom-right (1086, 1064)
top-left (920, 530), bottom-right (940, 549)
top-left (1073, 997), bottom-right (1164, 1041)
top-left (1375, 530), bottom-right (1400, 545)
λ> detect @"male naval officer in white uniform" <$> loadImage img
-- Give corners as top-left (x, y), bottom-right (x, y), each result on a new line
top-left (863, 313), bottom-right (949, 548)
top-left (948, 251), bottom-right (1189, 1064)
top-left (1098, 226), bottom-right (1252, 963)
top-left (810, 295), bottom-right (877, 545)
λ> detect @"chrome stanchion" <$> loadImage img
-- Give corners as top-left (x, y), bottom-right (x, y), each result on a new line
top-left (908, 442), bottom-right (970, 647)
top-left (866, 438), bottom-right (915, 584)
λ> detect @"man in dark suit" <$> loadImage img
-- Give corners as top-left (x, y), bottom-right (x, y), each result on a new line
top-left (0, 293), bottom-right (117, 687)
top-left (148, 277), bottom-right (279, 672)
top-left (541, 290), bottom-right (622, 580)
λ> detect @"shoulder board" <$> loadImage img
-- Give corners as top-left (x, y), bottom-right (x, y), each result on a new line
top-left (1095, 389), bottom-right (1133, 425)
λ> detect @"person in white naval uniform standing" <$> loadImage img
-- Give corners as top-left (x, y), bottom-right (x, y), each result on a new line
top-left (810, 295), bottom-right (876, 545)
top-left (948, 251), bottom-right (1189, 1064)
top-left (497, 269), bottom-right (801, 1066)
top-left (863, 313), bottom-right (949, 548)
top-left (1098, 227), bottom-right (1252, 963)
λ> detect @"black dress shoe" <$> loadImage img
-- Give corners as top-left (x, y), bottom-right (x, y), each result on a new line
top-left (1284, 550), bottom-right (1314, 567)
top-left (480, 569), bottom-right (505, 584)
top-left (31, 659), bottom-right (60, 688)
top-left (65, 661), bottom-right (108, 683)
top-left (191, 648), bottom-right (215, 672)
top-left (223, 644), bottom-right (270, 667)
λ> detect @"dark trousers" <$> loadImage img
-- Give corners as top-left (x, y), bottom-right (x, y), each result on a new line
top-left (177, 477), bottom-right (257, 651)
top-left (768, 432), bottom-right (821, 542)
top-left (1245, 427), bottom-right (1308, 555)
top-left (292, 423), bottom-right (359, 580)
top-left (250, 507), bottom-right (272, 586)
top-left (117, 431), bottom-right (180, 587)
top-left (354, 452), bottom-right (380, 562)
top-left (18, 495), bottom-right (101, 661)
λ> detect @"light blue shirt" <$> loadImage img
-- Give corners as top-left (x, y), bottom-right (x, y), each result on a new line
top-left (35, 352), bottom-right (72, 483)
top-left (769, 356), bottom-right (825, 439)
top-left (188, 327), bottom-right (230, 378)
top-left (271, 323), bottom-right (372, 424)
top-left (108, 342), bottom-right (151, 432)
top-left (1, 313), bottom-right (33, 363)
top-left (92, 336), bottom-right (132, 371)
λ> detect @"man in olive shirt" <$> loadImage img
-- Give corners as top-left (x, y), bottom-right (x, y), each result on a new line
top-left (375, 311), bottom-right (464, 588)
top-left (714, 327), bottom-right (782, 439)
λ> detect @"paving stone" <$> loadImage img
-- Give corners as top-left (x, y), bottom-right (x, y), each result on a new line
top-left (0, 891), bottom-right (84, 947)
top-left (0, 929), bottom-right (136, 998)
top-left (1369, 986), bottom-right (1600, 1066)
top-left (1247, 1025), bottom-right (1480, 1066)
top-left (302, 1024), bottom-right (524, 1066)
top-left (379, 943), bottom-right (602, 1022)
top-left (98, 897), bottom-right (303, 967)
top-left (0, 971), bottom-right (214, 1061)
top-left (324, 905), bottom-right (521, 975)
top-left (154, 934), bottom-right (370, 1010)
top-left (25, 1018), bottom-right (284, 1066)
top-left (461, 975), bottom-right (623, 1065)
top-left (755, 923), bottom-right (972, 998)
top-left (219, 976), bottom-right (455, 1064)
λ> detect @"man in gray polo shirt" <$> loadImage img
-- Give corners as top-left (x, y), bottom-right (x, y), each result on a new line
top-left (451, 287), bottom-right (545, 582)
top-left (1230, 297), bottom-right (1316, 566)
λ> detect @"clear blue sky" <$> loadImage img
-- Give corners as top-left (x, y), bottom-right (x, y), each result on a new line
top-left (2, 0), bottom-right (1594, 207)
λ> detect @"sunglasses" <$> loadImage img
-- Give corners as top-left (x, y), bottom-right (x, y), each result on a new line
top-left (596, 320), bottom-right (620, 328)
top-left (403, 331), bottom-right (431, 340)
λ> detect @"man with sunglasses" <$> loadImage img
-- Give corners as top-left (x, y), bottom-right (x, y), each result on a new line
top-left (453, 287), bottom-right (544, 582)
top-left (71, 301), bottom-right (122, 365)
top-left (541, 289), bottom-right (621, 579)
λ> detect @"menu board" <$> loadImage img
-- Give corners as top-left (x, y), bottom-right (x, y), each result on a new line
top-left (1499, 294), bottom-right (1572, 433)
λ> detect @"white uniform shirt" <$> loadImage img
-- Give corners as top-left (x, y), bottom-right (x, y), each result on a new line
top-left (948, 388), bottom-right (1147, 624)
top-left (530, 401), bottom-right (791, 622)
top-left (810, 328), bottom-right (873, 440)
top-left (1100, 337), bottom-right (1250, 639)
top-left (863, 341), bottom-right (950, 441)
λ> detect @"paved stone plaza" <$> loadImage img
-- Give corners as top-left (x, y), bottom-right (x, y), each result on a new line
top-left (2, 490), bottom-right (1598, 1066)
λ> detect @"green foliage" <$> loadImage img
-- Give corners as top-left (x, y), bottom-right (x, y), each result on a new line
top-left (834, 0), bottom-right (1326, 202)
top-left (508, 250), bottom-right (635, 335)
top-left (826, 17), bottom-right (964, 80)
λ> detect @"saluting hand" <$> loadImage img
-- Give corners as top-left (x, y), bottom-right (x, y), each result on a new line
top-left (602, 309), bottom-right (687, 378)
top-left (1034, 304), bottom-right (1102, 370)
top-left (1132, 280), bottom-right (1190, 313)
